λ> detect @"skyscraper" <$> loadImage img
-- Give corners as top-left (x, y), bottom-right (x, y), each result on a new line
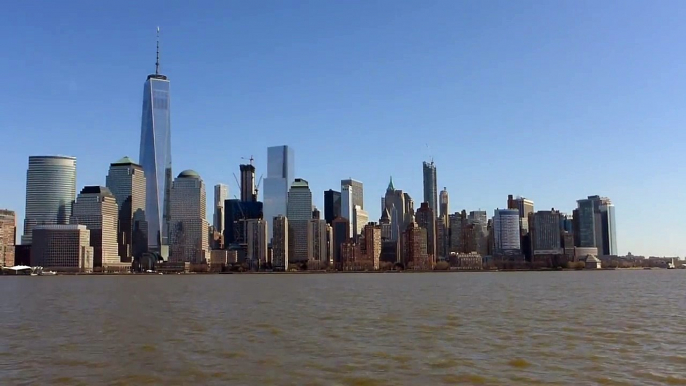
top-left (70, 186), bottom-right (120, 270)
top-left (341, 178), bottom-right (364, 210)
top-left (263, 145), bottom-right (295, 241)
top-left (383, 177), bottom-right (406, 242)
top-left (439, 187), bottom-right (449, 222)
top-left (331, 217), bottom-right (350, 267)
top-left (272, 215), bottom-right (288, 271)
top-left (415, 202), bottom-right (437, 261)
top-left (287, 178), bottom-right (312, 262)
top-left (240, 160), bottom-right (257, 202)
top-left (139, 28), bottom-right (172, 256)
top-left (22, 156), bottom-right (77, 245)
top-left (493, 209), bottom-right (521, 254)
top-left (169, 170), bottom-right (209, 263)
top-left (576, 195), bottom-right (617, 255)
top-left (422, 161), bottom-right (438, 215)
top-left (307, 219), bottom-right (328, 268)
top-left (340, 185), bottom-right (354, 236)
top-left (214, 184), bottom-right (228, 233)
top-left (106, 157), bottom-right (147, 261)
top-left (531, 209), bottom-right (563, 254)
top-left (324, 189), bottom-right (341, 225)
top-left (507, 195), bottom-right (534, 234)
top-left (246, 219), bottom-right (268, 265)
top-left (0, 210), bottom-right (16, 267)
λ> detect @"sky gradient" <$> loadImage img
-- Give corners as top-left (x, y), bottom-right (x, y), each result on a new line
top-left (2, 0), bottom-right (685, 256)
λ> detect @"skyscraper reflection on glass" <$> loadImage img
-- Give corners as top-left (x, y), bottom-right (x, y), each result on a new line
top-left (263, 145), bottom-right (294, 241)
top-left (139, 28), bottom-right (172, 255)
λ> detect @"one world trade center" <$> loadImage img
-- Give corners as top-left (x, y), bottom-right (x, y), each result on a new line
top-left (139, 27), bottom-right (172, 257)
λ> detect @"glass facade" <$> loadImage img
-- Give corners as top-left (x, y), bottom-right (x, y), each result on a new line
top-left (263, 145), bottom-right (294, 241)
top-left (422, 161), bottom-right (437, 215)
top-left (139, 75), bottom-right (172, 252)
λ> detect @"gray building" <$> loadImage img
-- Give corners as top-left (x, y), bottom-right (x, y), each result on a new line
top-left (287, 178), bottom-right (312, 262)
top-left (213, 184), bottom-right (228, 233)
top-left (70, 186), bottom-right (120, 270)
top-left (169, 170), bottom-right (209, 263)
top-left (31, 225), bottom-right (93, 272)
top-left (439, 187), bottom-right (449, 224)
top-left (341, 178), bottom-right (364, 210)
top-left (263, 145), bottom-right (294, 241)
top-left (493, 209), bottom-right (521, 254)
top-left (106, 157), bottom-right (147, 261)
top-left (22, 156), bottom-right (77, 245)
top-left (272, 215), bottom-right (288, 270)
top-left (422, 161), bottom-right (437, 215)
top-left (532, 210), bottom-right (562, 254)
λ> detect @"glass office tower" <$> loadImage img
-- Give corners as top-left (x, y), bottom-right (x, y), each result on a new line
top-left (263, 145), bottom-right (294, 241)
top-left (139, 30), bottom-right (172, 255)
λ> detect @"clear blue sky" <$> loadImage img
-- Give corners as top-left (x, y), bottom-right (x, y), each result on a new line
top-left (1, 0), bottom-right (684, 256)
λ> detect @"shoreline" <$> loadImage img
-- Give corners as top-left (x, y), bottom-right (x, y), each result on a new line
top-left (4, 267), bottom-right (679, 276)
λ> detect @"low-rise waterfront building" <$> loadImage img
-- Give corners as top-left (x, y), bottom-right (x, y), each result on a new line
top-left (31, 225), bottom-right (93, 272)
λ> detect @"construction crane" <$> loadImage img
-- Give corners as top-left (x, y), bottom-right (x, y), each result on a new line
top-left (254, 174), bottom-right (264, 200)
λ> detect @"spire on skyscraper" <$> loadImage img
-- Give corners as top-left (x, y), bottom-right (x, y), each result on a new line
top-left (155, 27), bottom-right (160, 75)
top-left (387, 176), bottom-right (395, 192)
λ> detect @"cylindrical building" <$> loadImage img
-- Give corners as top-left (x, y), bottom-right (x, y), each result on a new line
top-left (22, 156), bottom-right (77, 245)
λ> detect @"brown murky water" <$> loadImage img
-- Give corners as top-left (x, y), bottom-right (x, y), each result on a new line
top-left (2, 271), bottom-right (686, 385)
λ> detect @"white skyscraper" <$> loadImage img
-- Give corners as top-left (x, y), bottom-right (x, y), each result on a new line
top-left (287, 178), bottom-right (312, 262)
top-left (169, 170), bottom-right (209, 263)
top-left (22, 156), bottom-right (77, 245)
top-left (340, 185), bottom-right (354, 236)
top-left (493, 209), bottom-right (521, 254)
top-left (214, 184), bottom-right (228, 233)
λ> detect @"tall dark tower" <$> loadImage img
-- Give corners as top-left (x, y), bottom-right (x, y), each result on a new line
top-left (240, 156), bottom-right (256, 202)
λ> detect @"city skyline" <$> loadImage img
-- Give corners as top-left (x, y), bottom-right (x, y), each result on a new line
top-left (2, 2), bottom-right (686, 256)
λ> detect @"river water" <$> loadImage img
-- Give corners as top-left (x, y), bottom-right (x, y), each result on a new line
top-left (2, 271), bottom-right (686, 385)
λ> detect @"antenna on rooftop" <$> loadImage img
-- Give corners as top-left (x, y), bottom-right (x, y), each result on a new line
top-left (155, 27), bottom-right (160, 75)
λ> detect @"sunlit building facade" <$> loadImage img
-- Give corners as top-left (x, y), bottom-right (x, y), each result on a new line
top-left (263, 145), bottom-right (295, 241)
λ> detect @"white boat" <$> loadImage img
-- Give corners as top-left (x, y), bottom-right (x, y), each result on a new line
top-left (40, 271), bottom-right (57, 276)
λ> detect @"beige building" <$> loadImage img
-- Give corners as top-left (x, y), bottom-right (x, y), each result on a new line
top-left (272, 215), bottom-right (288, 271)
top-left (307, 219), bottom-right (328, 269)
top-left (31, 225), bottom-right (93, 272)
top-left (70, 186), bottom-right (120, 270)
top-left (0, 210), bottom-right (16, 267)
top-left (170, 170), bottom-right (209, 263)
top-left (246, 219), bottom-right (268, 265)
top-left (106, 156), bottom-right (147, 262)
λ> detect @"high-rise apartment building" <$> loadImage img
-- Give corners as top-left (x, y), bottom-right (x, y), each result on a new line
top-left (246, 219), bottom-right (268, 265)
top-left (422, 161), bottom-right (438, 215)
top-left (106, 157), bottom-right (147, 261)
top-left (70, 186), bottom-right (119, 270)
top-left (287, 178), bottom-right (312, 262)
top-left (0, 210), bottom-right (16, 267)
top-left (272, 215), bottom-right (288, 271)
top-left (324, 189), bottom-right (341, 225)
top-left (341, 178), bottom-right (364, 210)
top-left (402, 221), bottom-right (429, 269)
top-left (362, 222), bottom-right (382, 270)
top-left (263, 145), bottom-right (294, 241)
top-left (169, 170), bottom-right (209, 263)
top-left (493, 209), bottom-right (521, 254)
top-left (139, 28), bottom-right (172, 256)
top-left (22, 155), bottom-right (77, 245)
top-left (576, 196), bottom-right (617, 255)
top-left (415, 202), bottom-right (437, 261)
top-left (307, 219), bottom-right (328, 267)
top-left (213, 184), bottom-right (228, 233)
top-left (31, 225), bottom-right (93, 272)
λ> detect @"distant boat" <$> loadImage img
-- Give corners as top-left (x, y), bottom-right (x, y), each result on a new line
top-left (667, 261), bottom-right (676, 269)
top-left (40, 271), bottom-right (57, 276)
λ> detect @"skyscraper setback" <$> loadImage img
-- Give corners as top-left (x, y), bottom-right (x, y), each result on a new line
top-left (139, 28), bottom-right (172, 256)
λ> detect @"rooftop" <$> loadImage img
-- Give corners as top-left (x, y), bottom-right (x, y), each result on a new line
top-left (178, 170), bottom-right (201, 179)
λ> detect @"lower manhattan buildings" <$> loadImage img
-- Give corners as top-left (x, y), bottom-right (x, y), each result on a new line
top-left (0, 210), bottom-right (16, 267)
top-left (169, 170), bottom-right (209, 263)
top-left (21, 156), bottom-right (77, 245)
top-left (263, 145), bottom-right (294, 241)
top-left (70, 186), bottom-right (120, 271)
top-left (287, 178), bottom-right (312, 262)
top-left (106, 157), bottom-right (147, 262)
top-left (31, 225), bottom-right (93, 272)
